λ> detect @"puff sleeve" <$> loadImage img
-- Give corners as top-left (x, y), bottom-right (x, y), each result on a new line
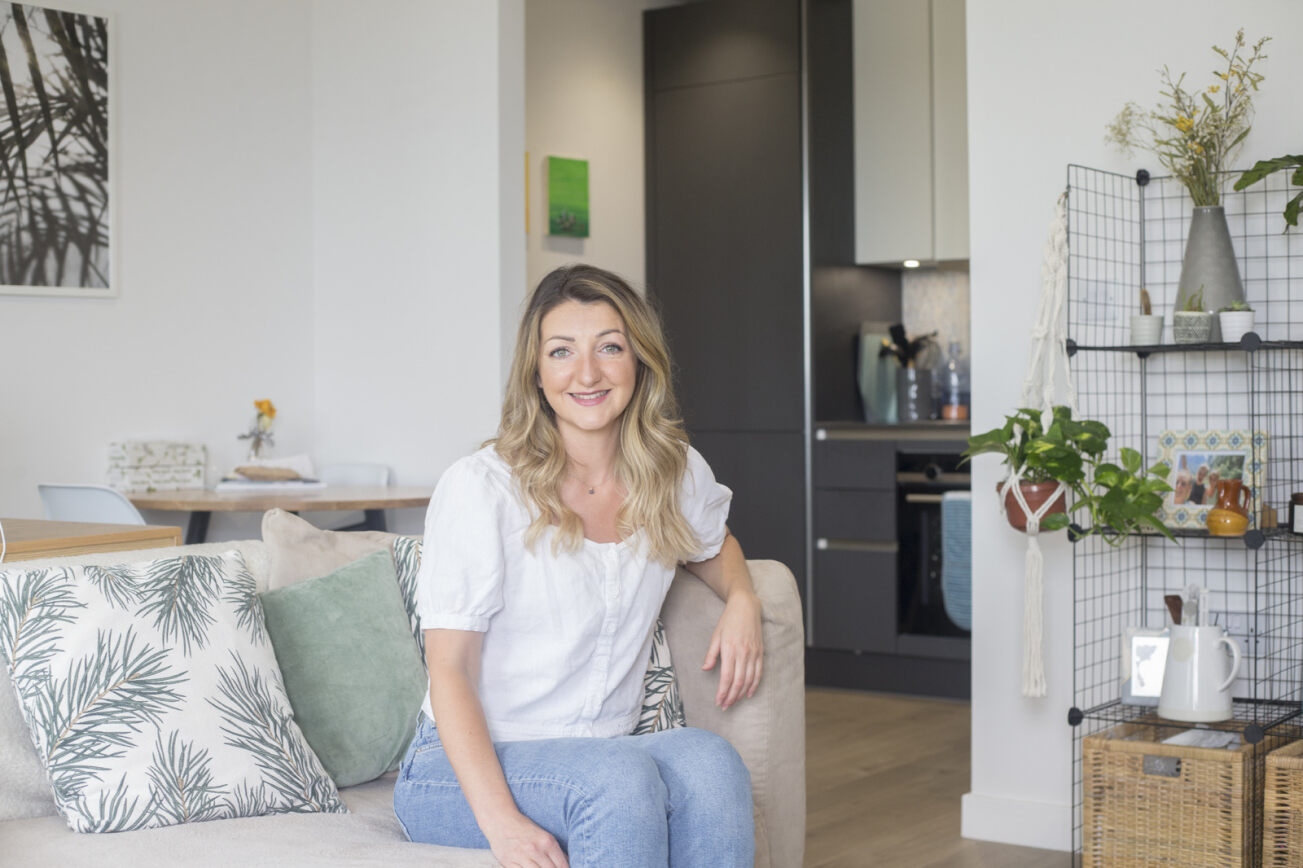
top-left (415, 455), bottom-right (508, 632)
top-left (680, 446), bottom-right (733, 562)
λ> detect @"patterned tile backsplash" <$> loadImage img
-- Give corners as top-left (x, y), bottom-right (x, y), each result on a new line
top-left (902, 269), bottom-right (970, 362)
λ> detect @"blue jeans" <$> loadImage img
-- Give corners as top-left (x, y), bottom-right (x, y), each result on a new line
top-left (393, 716), bottom-right (754, 867)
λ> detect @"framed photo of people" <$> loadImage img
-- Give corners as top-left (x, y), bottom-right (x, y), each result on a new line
top-left (1155, 429), bottom-right (1268, 530)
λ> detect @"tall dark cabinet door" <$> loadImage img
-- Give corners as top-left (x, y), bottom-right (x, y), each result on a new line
top-left (649, 76), bottom-right (804, 432)
top-left (645, 0), bottom-right (806, 599)
top-left (691, 430), bottom-right (806, 604)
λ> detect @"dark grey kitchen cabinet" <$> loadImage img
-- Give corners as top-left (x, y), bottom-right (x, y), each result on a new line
top-left (646, 0), bottom-right (798, 90)
top-left (645, 0), bottom-right (806, 597)
top-left (690, 431), bottom-right (806, 605)
top-left (647, 35), bottom-right (803, 432)
top-left (807, 431), bottom-right (970, 697)
top-left (813, 548), bottom-right (896, 654)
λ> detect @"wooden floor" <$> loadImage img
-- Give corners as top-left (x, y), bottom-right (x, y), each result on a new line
top-left (804, 688), bottom-right (1069, 867)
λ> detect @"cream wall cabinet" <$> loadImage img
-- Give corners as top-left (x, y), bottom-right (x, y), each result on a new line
top-left (853, 0), bottom-right (969, 265)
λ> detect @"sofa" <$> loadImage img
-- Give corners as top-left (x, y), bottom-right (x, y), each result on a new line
top-left (0, 536), bottom-right (806, 867)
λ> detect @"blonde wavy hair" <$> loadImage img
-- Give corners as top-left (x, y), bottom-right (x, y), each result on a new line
top-left (491, 264), bottom-right (701, 565)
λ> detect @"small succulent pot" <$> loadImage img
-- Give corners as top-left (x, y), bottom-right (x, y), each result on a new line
top-left (1000, 481), bottom-right (1067, 531)
top-left (1130, 314), bottom-right (1164, 346)
top-left (1173, 311), bottom-right (1214, 344)
top-left (1218, 310), bottom-right (1255, 343)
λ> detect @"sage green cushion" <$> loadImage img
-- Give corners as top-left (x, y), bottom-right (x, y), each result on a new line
top-left (260, 549), bottom-right (427, 787)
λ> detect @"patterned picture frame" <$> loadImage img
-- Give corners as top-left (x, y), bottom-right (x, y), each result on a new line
top-left (1155, 429), bottom-right (1268, 530)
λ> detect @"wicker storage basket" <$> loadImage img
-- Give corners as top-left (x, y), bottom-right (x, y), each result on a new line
top-left (1083, 722), bottom-right (1283, 867)
top-left (1264, 739), bottom-right (1303, 867)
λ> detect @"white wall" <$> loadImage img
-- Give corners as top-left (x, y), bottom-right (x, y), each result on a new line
top-left (963, 0), bottom-right (1303, 850)
top-left (311, 0), bottom-right (526, 534)
top-left (523, 0), bottom-right (681, 298)
top-left (0, 0), bottom-right (527, 541)
top-left (0, 0), bottom-right (316, 541)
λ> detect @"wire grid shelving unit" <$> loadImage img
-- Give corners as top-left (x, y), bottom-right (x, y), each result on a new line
top-left (1065, 164), bottom-right (1303, 863)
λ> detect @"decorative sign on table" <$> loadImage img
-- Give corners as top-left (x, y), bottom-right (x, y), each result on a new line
top-left (0, 4), bottom-right (112, 297)
top-left (547, 156), bottom-right (589, 238)
top-left (107, 441), bottom-right (206, 493)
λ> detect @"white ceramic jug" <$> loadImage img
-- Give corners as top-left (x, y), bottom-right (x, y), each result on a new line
top-left (1158, 625), bottom-right (1242, 722)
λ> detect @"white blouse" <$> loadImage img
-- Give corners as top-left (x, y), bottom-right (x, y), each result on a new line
top-left (415, 444), bottom-right (732, 742)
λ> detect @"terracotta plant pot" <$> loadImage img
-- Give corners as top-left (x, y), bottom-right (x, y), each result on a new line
top-left (1000, 481), bottom-right (1067, 531)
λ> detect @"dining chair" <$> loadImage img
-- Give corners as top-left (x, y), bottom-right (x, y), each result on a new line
top-left (38, 484), bottom-right (147, 525)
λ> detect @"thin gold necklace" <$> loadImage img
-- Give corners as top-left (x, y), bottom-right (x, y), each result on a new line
top-left (568, 470), bottom-right (611, 495)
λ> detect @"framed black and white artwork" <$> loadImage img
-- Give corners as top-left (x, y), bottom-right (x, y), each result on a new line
top-left (0, 3), bottom-right (112, 297)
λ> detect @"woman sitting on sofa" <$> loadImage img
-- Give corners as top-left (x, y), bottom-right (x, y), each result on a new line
top-left (393, 264), bottom-right (763, 868)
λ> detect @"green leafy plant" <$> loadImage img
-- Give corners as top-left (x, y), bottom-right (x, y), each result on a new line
top-left (1106, 30), bottom-right (1269, 206)
top-left (963, 406), bottom-right (1176, 545)
top-left (1219, 299), bottom-right (1253, 313)
top-left (1233, 154), bottom-right (1302, 229)
top-left (1181, 286), bottom-right (1207, 313)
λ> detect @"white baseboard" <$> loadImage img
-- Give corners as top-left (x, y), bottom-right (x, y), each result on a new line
top-left (960, 792), bottom-right (1072, 852)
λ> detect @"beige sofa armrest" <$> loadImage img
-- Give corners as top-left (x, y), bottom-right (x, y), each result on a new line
top-left (660, 559), bottom-right (805, 868)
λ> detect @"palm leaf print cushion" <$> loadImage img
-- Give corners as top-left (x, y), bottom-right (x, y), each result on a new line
top-left (389, 537), bottom-right (684, 734)
top-left (633, 617), bottom-right (687, 734)
top-left (0, 551), bottom-right (344, 833)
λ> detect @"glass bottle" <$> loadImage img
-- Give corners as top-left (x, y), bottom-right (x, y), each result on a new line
top-left (940, 341), bottom-right (969, 421)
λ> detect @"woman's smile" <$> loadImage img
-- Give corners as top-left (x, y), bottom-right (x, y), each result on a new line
top-left (570, 389), bottom-right (611, 406)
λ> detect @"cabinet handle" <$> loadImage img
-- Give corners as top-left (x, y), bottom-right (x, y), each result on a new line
top-left (905, 493), bottom-right (946, 504)
top-left (817, 539), bottom-right (898, 554)
top-left (896, 472), bottom-right (972, 485)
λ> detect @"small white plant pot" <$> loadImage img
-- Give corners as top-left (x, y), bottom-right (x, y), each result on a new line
top-left (1130, 314), bottom-right (1164, 346)
top-left (1173, 311), bottom-right (1214, 344)
top-left (1219, 310), bottom-right (1255, 342)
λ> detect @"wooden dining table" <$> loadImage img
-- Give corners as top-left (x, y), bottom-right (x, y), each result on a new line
top-left (128, 485), bottom-right (433, 544)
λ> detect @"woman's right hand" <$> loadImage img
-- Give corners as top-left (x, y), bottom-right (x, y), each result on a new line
top-left (485, 810), bottom-right (569, 868)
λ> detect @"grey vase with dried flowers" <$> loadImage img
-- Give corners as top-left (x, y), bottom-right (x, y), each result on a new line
top-left (1107, 30), bottom-right (1269, 336)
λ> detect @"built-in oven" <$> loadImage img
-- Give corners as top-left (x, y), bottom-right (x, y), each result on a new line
top-left (896, 449), bottom-right (970, 639)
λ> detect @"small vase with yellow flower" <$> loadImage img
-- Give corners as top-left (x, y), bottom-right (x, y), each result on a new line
top-left (238, 399), bottom-right (276, 460)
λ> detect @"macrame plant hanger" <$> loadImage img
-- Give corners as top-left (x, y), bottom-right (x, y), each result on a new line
top-left (999, 191), bottom-right (1077, 698)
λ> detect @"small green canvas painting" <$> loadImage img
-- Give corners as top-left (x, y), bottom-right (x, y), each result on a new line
top-left (547, 156), bottom-right (590, 237)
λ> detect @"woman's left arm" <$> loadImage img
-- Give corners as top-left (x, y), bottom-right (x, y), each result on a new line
top-left (683, 530), bottom-right (763, 710)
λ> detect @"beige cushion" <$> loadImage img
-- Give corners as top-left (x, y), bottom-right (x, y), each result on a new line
top-left (262, 508), bottom-right (395, 590)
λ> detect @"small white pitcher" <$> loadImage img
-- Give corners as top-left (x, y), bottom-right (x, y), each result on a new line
top-left (1158, 625), bottom-right (1242, 722)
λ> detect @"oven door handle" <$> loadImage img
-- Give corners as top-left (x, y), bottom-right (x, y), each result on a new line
top-left (904, 493), bottom-right (947, 504)
top-left (896, 472), bottom-right (972, 486)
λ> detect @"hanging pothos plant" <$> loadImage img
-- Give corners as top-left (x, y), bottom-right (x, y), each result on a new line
top-left (963, 406), bottom-right (1177, 545)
